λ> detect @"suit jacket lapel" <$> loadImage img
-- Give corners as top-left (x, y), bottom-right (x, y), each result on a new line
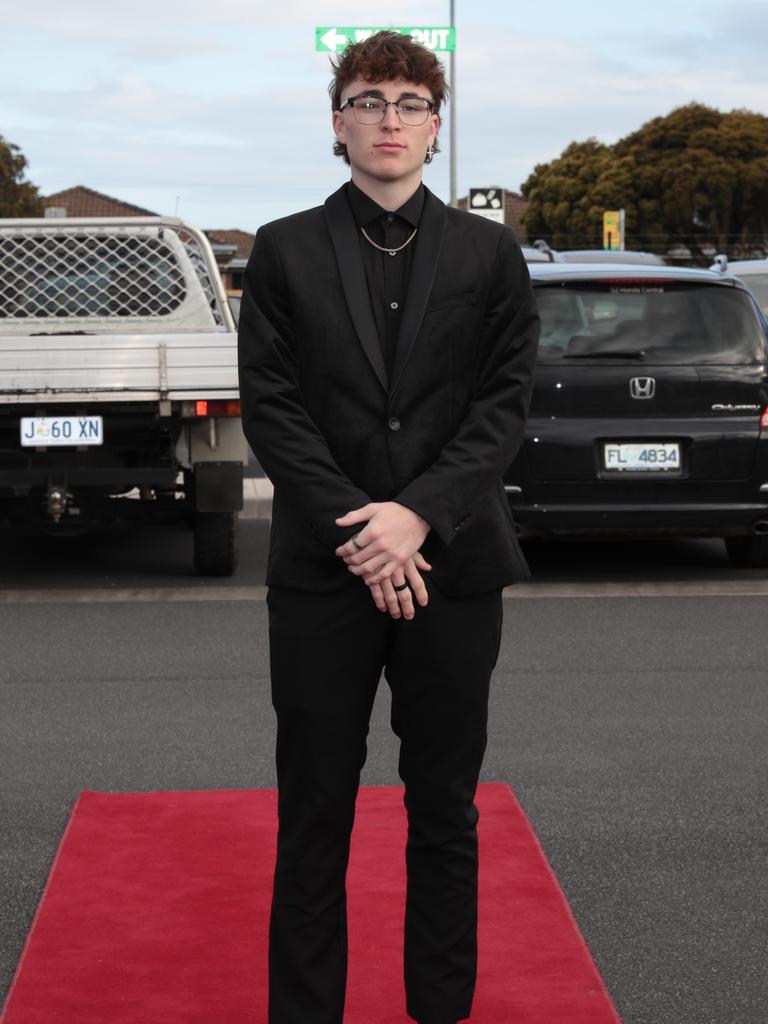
top-left (324, 186), bottom-right (388, 392)
top-left (390, 187), bottom-right (447, 398)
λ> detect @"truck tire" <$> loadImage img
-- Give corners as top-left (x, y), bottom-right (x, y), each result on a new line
top-left (194, 510), bottom-right (238, 576)
top-left (725, 535), bottom-right (768, 568)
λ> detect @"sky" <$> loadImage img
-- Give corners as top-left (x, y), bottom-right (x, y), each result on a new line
top-left (2, 0), bottom-right (767, 233)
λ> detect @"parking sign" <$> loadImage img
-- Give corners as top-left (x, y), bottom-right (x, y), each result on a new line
top-left (469, 188), bottom-right (505, 224)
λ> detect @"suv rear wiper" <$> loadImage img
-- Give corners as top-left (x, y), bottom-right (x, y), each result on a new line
top-left (563, 349), bottom-right (647, 359)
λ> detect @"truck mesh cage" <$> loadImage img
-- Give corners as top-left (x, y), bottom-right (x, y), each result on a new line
top-left (0, 223), bottom-right (226, 326)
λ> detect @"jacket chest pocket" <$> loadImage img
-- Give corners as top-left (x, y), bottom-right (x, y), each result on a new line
top-left (425, 291), bottom-right (478, 313)
top-left (424, 292), bottom-right (482, 363)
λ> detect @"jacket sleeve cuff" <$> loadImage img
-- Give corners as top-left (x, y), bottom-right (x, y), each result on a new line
top-left (394, 486), bottom-right (467, 548)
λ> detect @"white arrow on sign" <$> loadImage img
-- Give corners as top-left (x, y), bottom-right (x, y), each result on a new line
top-left (320, 27), bottom-right (349, 50)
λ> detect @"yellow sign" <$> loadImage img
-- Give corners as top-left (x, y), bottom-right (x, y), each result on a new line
top-left (603, 210), bottom-right (623, 251)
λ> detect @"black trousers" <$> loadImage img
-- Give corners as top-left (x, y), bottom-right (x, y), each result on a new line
top-left (266, 580), bottom-right (503, 1024)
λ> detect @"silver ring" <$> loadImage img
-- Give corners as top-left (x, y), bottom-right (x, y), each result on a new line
top-left (351, 534), bottom-right (365, 551)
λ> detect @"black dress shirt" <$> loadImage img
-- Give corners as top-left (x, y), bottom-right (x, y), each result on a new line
top-left (346, 181), bottom-right (425, 377)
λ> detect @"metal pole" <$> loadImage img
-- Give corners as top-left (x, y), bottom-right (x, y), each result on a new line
top-left (449, 0), bottom-right (457, 207)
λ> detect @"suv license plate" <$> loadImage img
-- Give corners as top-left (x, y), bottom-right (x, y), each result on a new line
top-left (20, 416), bottom-right (104, 447)
top-left (603, 442), bottom-right (680, 471)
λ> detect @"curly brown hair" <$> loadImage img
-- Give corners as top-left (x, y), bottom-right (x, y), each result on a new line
top-left (329, 30), bottom-right (448, 165)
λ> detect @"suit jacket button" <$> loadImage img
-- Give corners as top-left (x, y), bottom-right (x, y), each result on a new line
top-left (387, 417), bottom-right (401, 431)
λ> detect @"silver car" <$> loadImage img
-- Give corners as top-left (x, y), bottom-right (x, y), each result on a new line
top-left (558, 249), bottom-right (666, 266)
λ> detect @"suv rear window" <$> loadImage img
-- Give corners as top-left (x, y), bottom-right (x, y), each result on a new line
top-left (534, 282), bottom-right (766, 365)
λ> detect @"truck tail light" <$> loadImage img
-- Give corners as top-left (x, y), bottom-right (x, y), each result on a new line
top-left (194, 399), bottom-right (241, 417)
top-left (761, 406), bottom-right (768, 431)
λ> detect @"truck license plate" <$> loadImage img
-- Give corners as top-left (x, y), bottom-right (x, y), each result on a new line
top-left (603, 442), bottom-right (680, 471)
top-left (20, 416), bottom-right (104, 447)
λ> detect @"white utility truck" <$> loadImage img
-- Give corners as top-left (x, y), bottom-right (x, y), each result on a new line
top-left (0, 216), bottom-right (247, 575)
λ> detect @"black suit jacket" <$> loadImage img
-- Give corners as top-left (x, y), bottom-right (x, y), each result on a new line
top-left (238, 184), bottom-right (540, 596)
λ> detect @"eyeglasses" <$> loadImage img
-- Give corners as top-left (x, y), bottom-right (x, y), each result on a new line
top-left (339, 93), bottom-right (435, 126)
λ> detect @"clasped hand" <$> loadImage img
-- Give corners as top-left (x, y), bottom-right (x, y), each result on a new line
top-left (334, 502), bottom-right (431, 620)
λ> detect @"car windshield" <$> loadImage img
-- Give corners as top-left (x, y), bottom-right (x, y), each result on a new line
top-left (534, 282), bottom-right (766, 364)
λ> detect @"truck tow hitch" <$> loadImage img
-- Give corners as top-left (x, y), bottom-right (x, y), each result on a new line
top-left (46, 482), bottom-right (71, 524)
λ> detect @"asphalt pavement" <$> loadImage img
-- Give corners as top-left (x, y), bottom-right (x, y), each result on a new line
top-left (1, 519), bottom-right (767, 1024)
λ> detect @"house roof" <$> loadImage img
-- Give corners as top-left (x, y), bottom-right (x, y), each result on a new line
top-left (41, 186), bottom-right (256, 277)
top-left (43, 185), bottom-right (157, 218)
top-left (204, 229), bottom-right (255, 262)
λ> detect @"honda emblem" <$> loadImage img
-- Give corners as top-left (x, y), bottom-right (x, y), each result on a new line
top-left (629, 377), bottom-right (656, 399)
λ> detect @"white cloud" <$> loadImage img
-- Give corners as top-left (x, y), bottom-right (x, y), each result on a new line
top-left (449, 21), bottom-right (767, 197)
top-left (2, 1), bottom-right (452, 62)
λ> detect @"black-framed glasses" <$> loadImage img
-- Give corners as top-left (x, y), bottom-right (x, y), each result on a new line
top-left (339, 93), bottom-right (435, 126)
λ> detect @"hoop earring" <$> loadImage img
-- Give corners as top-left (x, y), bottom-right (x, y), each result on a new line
top-left (425, 144), bottom-right (434, 164)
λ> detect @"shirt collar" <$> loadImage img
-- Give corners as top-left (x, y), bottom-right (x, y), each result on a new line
top-left (347, 180), bottom-right (425, 230)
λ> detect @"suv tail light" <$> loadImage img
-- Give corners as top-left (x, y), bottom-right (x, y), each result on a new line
top-left (761, 406), bottom-right (768, 431)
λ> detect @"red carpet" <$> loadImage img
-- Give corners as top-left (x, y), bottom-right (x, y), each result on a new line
top-left (1, 784), bottom-right (622, 1023)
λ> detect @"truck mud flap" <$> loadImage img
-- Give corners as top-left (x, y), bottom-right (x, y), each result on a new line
top-left (193, 461), bottom-right (244, 512)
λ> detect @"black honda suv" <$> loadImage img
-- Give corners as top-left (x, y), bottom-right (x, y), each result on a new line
top-left (504, 263), bottom-right (768, 567)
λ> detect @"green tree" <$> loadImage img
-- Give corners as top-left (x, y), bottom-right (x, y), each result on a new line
top-left (522, 139), bottom-right (612, 249)
top-left (521, 103), bottom-right (768, 256)
top-left (0, 136), bottom-right (44, 217)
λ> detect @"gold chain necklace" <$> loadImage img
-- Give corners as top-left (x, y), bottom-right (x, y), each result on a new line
top-left (361, 225), bottom-right (418, 257)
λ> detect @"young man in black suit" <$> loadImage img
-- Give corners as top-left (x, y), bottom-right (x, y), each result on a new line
top-left (238, 30), bottom-right (539, 1024)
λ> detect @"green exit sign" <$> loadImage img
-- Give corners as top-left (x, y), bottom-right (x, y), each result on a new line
top-left (316, 27), bottom-right (456, 53)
